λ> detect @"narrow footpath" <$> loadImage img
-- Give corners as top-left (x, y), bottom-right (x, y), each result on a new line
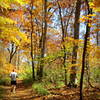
top-left (0, 80), bottom-right (100, 100)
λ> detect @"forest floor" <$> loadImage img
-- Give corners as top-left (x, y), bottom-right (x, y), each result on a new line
top-left (0, 81), bottom-right (100, 100)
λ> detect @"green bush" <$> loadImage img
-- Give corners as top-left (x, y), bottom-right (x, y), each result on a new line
top-left (19, 65), bottom-right (33, 85)
top-left (43, 68), bottom-right (65, 84)
top-left (0, 77), bottom-right (10, 85)
top-left (55, 81), bottom-right (65, 89)
top-left (23, 77), bottom-right (33, 86)
top-left (92, 67), bottom-right (100, 83)
top-left (32, 83), bottom-right (49, 96)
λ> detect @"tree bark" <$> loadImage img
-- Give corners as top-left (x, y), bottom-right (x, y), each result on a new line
top-left (58, 2), bottom-right (74, 86)
top-left (69, 0), bottom-right (81, 87)
top-left (8, 43), bottom-right (18, 64)
top-left (37, 0), bottom-right (47, 80)
top-left (30, 0), bottom-right (35, 80)
top-left (80, 0), bottom-right (91, 99)
top-left (57, 1), bottom-right (67, 85)
top-left (96, 24), bottom-right (100, 46)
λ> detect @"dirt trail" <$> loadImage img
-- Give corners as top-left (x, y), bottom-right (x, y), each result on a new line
top-left (0, 81), bottom-right (100, 100)
top-left (0, 80), bottom-right (34, 100)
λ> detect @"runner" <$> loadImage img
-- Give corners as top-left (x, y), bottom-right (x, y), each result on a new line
top-left (10, 69), bottom-right (18, 93)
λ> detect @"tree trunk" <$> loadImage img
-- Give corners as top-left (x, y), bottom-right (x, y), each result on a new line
top-left (57, 1), bottom-right (67, 85)
top-left (30, 0), bottom-right (35, 80)
top-left (8, 43), bottom-right (18, 64)
top-left (37, 0), bottom-right (47, 80)
top-left (69, 0), bottom-right (81, 87)
top-left (80, 0), bottom-right (91, 99)
top-left (96, 24), bottom-right (100, 46)
top-left (58, 2), bottom-right (74, 86)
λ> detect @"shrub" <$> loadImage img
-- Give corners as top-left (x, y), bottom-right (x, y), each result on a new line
top-left (55, 81), bottom-right (65, 89)
top-left (43, 68), bottom-right (65, 84)
top-left (0, 77), bottom-right (10, 85)
top-left (23, 77), bottom-right (33, 86)
top-left (32, 83), bottom-right (49, 96)
top-left (19, 65), bottom-right (33, 85)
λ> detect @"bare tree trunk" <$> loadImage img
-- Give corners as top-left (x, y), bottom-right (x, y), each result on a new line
top-left (58, 2), bottom-right (74, 86)
top-left (30, 0), bottom-right (35, 80)
top-left (17, 50), bottom-right (20, 70)
top-left (96, 24), bottom-right (100, 46)
top-left (80, 22), bottom-right (90, 100)
top-left (37, 0), bottom-right (47, 80)
top-left (57, 1), bottom-right (67, 85)
top-left (80, 0), bottom-right (91, 99)
top-left (69, 0), bottom-right (81, 87)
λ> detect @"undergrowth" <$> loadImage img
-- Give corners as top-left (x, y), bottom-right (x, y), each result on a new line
top-left (32, 83), bottom-right (50, 96)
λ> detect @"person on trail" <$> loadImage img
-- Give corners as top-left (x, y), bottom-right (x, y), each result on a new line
top-left (10, 69), bottom-right (18, 93)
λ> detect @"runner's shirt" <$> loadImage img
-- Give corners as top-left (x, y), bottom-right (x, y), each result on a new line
top-left (10, 72), bottom-right (18, 81)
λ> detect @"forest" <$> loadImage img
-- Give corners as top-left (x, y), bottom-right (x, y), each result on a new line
top-left (0, 0), bottom-right (100, 100)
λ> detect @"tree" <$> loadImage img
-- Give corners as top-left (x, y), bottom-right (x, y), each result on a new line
top-left (80, 0), bottom-right (91, 99)
top-left (30, 0), bottom-right (35, 80)
top-left (57, 0), bottom-right (74, 86)
top-left (7, 43), bottom-right (18, 63)
top-left (37, 0), bottom-right (48, 80)
top-left (69, 0), bottom-right (81, 87)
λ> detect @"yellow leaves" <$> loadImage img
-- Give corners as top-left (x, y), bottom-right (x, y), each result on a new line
top-left (0, 25), bottom-right (29, 46)
top-left (89, 2), bottom-right (94, 7)
top-left (93, 0), bottom-right (100, 8)
top-left (69, 64), bottom-right (81, 67)
top-left (18, 33), bottom-right (30, 48)
top-left (10, 10), bottom-right (24, 23)
top-left (80, 14), bottom-right (96, 23)
top-left (94, 8), bottom-right (100, 12)
top-left (4, 64), bottom-right (14, 74)
top-left (87, 14), bottom-right (96, 17)
top-left (80, 14), bottom-right (97, 28)
top-left (0, 0), bottom-right (10, 8)
top-left (18, 32), bottom-right (28, 41)
top-left (0, 16), bottom-right (16, 25)
top-left (0, 0), bottom-right (25, 9)
top-left (81, 0), bottom-right (100, 29)
top-left (65, 37), bottom-right (82, 45)
top-left (88, 23), bottom-right (93, 27)
top-left (1, 63), bottom-right (19, 75)
top-left (58, 0), bottom-right (75, 9)
top-left (89, 0), bottom-right (100, 12)
top-left (0, 63), bottom-right (15, 75)
top-left (0, 17), bottom-right (20, 46)
top-left (68, 63), bottom-right (81, 74)
top-left (28, 0), bottom-right (43, 8)
top-left (14, 0), bottom-right (26, 5)
top-left (10, 36), bottom-right (20, 45)
top-left (95, 47), bottom-right (100, 59)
